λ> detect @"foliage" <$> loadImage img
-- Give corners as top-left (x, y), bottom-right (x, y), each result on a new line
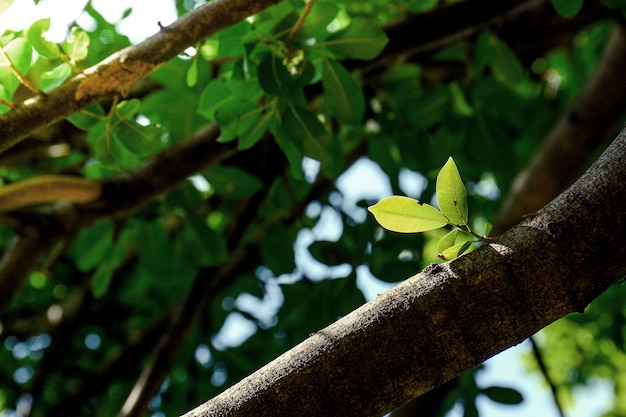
top-left (368, 157), bottom-right (489, 260)
top-left (0, 0), bottom-right (624, 417)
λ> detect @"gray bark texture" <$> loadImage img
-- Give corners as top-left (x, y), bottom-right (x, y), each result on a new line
top-left (182, 128), bottom-right (626, 417)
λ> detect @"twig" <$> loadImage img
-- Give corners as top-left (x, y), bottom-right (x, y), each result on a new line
top-left (0, 45), bottom-right (45, 98)
top-left (529, 336), bottom-right (566, 417)
top-left (285, 0), bottom-right (316, 50)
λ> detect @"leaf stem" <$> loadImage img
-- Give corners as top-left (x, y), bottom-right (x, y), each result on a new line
top-left (0, 45), bottom-right (45, 98)
top-left (455, 225), bottom-right (493, 242)
top-left (285, 0), bottom-right (316, 52)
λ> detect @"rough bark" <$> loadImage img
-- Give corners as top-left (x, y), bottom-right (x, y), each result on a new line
top-left (182, 128), bottom-right (626, 417)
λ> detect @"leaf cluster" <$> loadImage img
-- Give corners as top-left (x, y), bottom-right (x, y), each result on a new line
top-left (368, 157), bottom-right (491, 260)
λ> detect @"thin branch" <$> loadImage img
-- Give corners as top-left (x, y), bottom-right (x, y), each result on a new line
top-left (285, 0), bottom-right (316, 51)
top-left (0, 45), bottom-right (45, 98)
top-left (529, 337), bottom-right (566, 417)
top-left (0, 0), bottom-right (282, 155)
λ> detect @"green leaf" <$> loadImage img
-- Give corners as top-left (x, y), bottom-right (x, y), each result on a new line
top-left (308, 239), bottom-right (353, 267)
top-left (214, 99), bottom-right (262, 142)
top-left (439, 241), bottom-right (471, 260)
top-left (186, 59), bottom-right (198, 87)
top-left (62, 26), bottom-right (90, 62)
top-left (484, 222), bottom-right (493, 237)
top-left (67, 103), bottom-right (105, 130)
top-left (406, 0), bottom-right (437, 12)
top-left (261, 223), bottom-right (296, 274)
top-left (551, 0), bottom-right (584, 17)
top-left (182, 212), bottom-right (227, 267)
top-left (73, 222), bottom-right (113, 272)
top-left (368, 196), bottom-right (448, 233)
top-left (436, 157), bottom-right (468, 226)
top-left (269, 115), bottom-right (304, 180)
top-left (321, 57), bottom-right (365, 125)
top-left (40, 62), bottom-right (72, 91)
top-left (239, 103), bottom-right (275, 150)
top-left (476, 33), bottom-right (533, 96)
top-left (89, 125), bottom-right (142, 170)
top-left (406, 88), bottom-right (448, 129)
top-left (115, 98), bottom-right (141, 118)
top-left (437, 229), bottom-right (458, 254)
top-left (197, 78), bottom-right (234, 120)
top-left (0, 37), bottom-right (32, 97)
top-left (298, 2), bottom-right (338, 40)
top-left (482, 386), bottom-right (524, 405)
top-left (217, 20), bottom-right (251, 57)
top-left (282, 104), bottom-right (332, 162)
top-left (203, 165), bottom-right (264, 199)
top-left (27, 18), bottom-right (61, 59)
top-left (114, 119), bottom-right (163, 156)
top-left (324, 17), bottom-right (388, 60)
top-left (258, 54), bottom-right (297, 98)
top-left (91, 264), bottom-right (113, 298)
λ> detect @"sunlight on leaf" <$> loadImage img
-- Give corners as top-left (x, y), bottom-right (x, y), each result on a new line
top-left (436, 157), bottom-right (468, 227)
top-left (439, 241), bottom-right (472, 260)
top-left (437, 229), bottom-right (458, 254)
top-left (368, 196), bottom-right (448, 233)
top-left (27, 18), bottom-right (61, 59)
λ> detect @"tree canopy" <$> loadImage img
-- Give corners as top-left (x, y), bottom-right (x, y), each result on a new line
top-left (0, 1), bottom-right (625, 416)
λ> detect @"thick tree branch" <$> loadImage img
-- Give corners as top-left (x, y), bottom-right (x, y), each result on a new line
top-left (182, 129), bottom-right (626, 417)
top-left (0, 0), bottom-right (281, 155)
top-left (495, 23), bottom-right (626, 234)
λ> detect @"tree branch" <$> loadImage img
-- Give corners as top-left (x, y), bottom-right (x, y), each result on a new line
top-left (182, 129), bottom-right (626, 417)
top-left (0, 0), bottom-right (281, 155)
top-left (495, 23), bottom-right (626, 234)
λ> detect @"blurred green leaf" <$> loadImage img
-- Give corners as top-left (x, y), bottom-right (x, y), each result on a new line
top-left (39, 62), bottom-right (72, 91)
top-left (186, 59), bottom-right (198, 87)
top-left (282, 103), bottom-right (332, 162)
top-left (551, 0), bottom-right (584, 17)
top-left (324, 17), bottom-right (388, 60)
top-left (67, 103), bottom-right (105, 129)
top-left (62, 26), bottom-right (90, 62)
top-left (215, 99), bottom-right (262, 142)
top-left (27, 18), bottom-right (61, 59)
top-left (322, 57), bottom-right (365, 125)
top-left (197, 78), bottom-right (234, 120)
top-left (258, 54), bottom-right (297, 97)
top-left (298, 2), bottom-right (338, 40)
top-left (261, 223), bottom-right (296, 274)
top-left (481, 386), bottom-right (524, 405)
top-left (73, 222), bottom-right (113, 272)
top-left (0, 37), bottom-right (32, 96)
top-left (203, 165), bottom-right (264, 199)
